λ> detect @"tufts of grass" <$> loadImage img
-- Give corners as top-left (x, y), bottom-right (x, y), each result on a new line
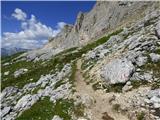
top-left (54, 80), bottom-right (67, 89)
top-left (151, 79), bottom-right (160, 90)
top-left (52, 99), bottom-right (74, 120)
top-left (131, 80), bottom-right (149, 89)
top-left (136, 112), bottom-right (145, 120)
top-left (92, 81), bottom-right (125, 93)
top-left (73, 103), bottom-right (85, 117)
top-left (140, 61), bottom-right (160, 79)
top-left (112, 104), bottom-right (121, 112)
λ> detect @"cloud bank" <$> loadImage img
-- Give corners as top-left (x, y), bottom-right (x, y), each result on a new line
top-left (2, 8), bottom-right (66, 49)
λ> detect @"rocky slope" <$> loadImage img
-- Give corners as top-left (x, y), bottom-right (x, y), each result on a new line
top-left (1, 1), bottom-right (160, 120)
top-left (20, 1), bottom-right (159, 61)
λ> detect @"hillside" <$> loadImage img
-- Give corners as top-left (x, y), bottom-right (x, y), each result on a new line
top-left (1, 1), bottom-right (160, 120)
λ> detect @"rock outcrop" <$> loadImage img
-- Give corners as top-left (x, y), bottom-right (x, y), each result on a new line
top-left (23, 1), bottom-right (160, 61)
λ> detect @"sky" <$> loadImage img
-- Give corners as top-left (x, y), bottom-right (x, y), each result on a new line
top-left (1, 1), bottom-right (96, 49)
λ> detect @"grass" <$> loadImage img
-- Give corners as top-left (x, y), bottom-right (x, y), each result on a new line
top-left (151, 79), bottom-right (160, 90)
top-left (136, 112), bottom-right (145, 120)
top-left (1, 58), bottom-right (64, 90)
top-left (16, 97), bottom-right (74, 120)
top-left (112, 104), bottom-right (121, 112)
top-left (1, 51), bottom-right (25, 64)
top-left (16, 97), bottom-right (55, 120)
top-left (52, 99), bottom-right (74, 120)
top-left (1, 29), bottom-right (123, 90)
top-left (131, 80), bottom-right (149, 89)
top-left (140, 61), bottom-right (160, 79)
top-left (54, 80), bottom-right (67, 89)
top-left (92, 81), bottom-right (125, 93)
top-left (73, 103), bottom-right (85, 117)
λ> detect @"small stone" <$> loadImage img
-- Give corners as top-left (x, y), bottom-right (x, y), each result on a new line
top-left (52, 115), bottom-right (63, 120)
top-left (4, 71), bottom-right (9, 76)
top-left (150, 53), bottom-right (160, 62)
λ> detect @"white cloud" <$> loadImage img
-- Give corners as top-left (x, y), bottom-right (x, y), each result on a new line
top-left (12, 8), bottom-right (27, 21)
top-left (2, 8), bottom-right (66, 49)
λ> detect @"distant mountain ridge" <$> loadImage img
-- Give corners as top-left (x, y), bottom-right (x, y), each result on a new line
top-left (1, 47), bottom-right (29, 57)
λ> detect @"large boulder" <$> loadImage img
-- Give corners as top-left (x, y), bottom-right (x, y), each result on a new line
top-left (101, 58), bottom-right (135, 84)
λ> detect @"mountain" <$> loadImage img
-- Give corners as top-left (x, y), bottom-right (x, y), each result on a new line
top-left (24, 1), bottom-right (159, 61)
top-left (1, 47), bottom-right (28, 57)
top-left (1, 1), bottom-right (160, 120)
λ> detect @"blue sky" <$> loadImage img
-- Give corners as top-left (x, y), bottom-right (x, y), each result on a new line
top-left (1, 1), bottom-right (96, 49)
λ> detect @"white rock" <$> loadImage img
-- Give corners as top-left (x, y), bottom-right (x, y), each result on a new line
top-left (52, 115), bottom-right (63, 120)
top-left (1, 107), bottom-right (11, 117)
top-left (4, 71), bottom-right (10, 76)
top-left (15, 94), bottom-right (39, 111)
top-left (150, 53), bottom-right (160, 62)
top-left (136, 56), bottom-right (148, 66)
top-left (153, 103), bottom-right (160, 108)
top-left (122, 84), bottom-right (133, 92)
top-left (14, 68), bottom-right (28, 78)
top-left (3, 62), bottom-right (10, 66)
top-left (101, 58), bottom-right (135, 84)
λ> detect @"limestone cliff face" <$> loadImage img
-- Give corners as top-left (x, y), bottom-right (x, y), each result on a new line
top-left (26, 1), bottom-right (160, 60)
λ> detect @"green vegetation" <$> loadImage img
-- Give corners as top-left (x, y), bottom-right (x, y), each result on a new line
top-left (16, 97), bottom-right (74, 120)
top-left (151, 79), bottom-right (160, 90)
top-left (92, 81), bottom-right (125, 93)
top-left (79, 29), bottom-right (123, 54)
top-left (112, 104), bottom-right (121, 112)
top-left (2, 29), bottom-right (123, 90)
top-left (52, 99), bottom-right (74, 120)
top-left (131, 80), bottom-right (149, 89)
top-left (136, 112), bottom-right (145, 120)
top-left (1, 58), bottom-right (64, 90)
top-left (54, 80), bottom-right (67, 89)
top-left (73, 103), bottom-right (85, 117)
top-left (140, 61), bottom-right (160, 78)
top-left (1, 51), bottom-right (24, 64)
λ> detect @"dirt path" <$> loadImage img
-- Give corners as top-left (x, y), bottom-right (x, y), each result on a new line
top-left (74, 59), bottom-right (129, 120)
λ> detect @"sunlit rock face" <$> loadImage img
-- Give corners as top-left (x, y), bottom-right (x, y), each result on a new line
top-left (24, 1), bottom-right (159, 61)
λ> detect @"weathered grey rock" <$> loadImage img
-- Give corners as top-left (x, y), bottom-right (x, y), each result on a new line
top-left (1, 87), bottom-right (19, 98)
top-left (156, 21), bottom-right (160, 39)
top-left (1, 107), bottom-right (11, 117)
top-left (130, 72), bottom-right (153, 82)
top-left (150, 53), bottom-right (160, 62)
top-left (136, 56), bottom-right (148, 66)
top-left (14, 68), bottom-right (28, 78)
top-left (101, 58), bottom-right (135, 84)
top-left (14, 94), bottom-right (39, 111)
